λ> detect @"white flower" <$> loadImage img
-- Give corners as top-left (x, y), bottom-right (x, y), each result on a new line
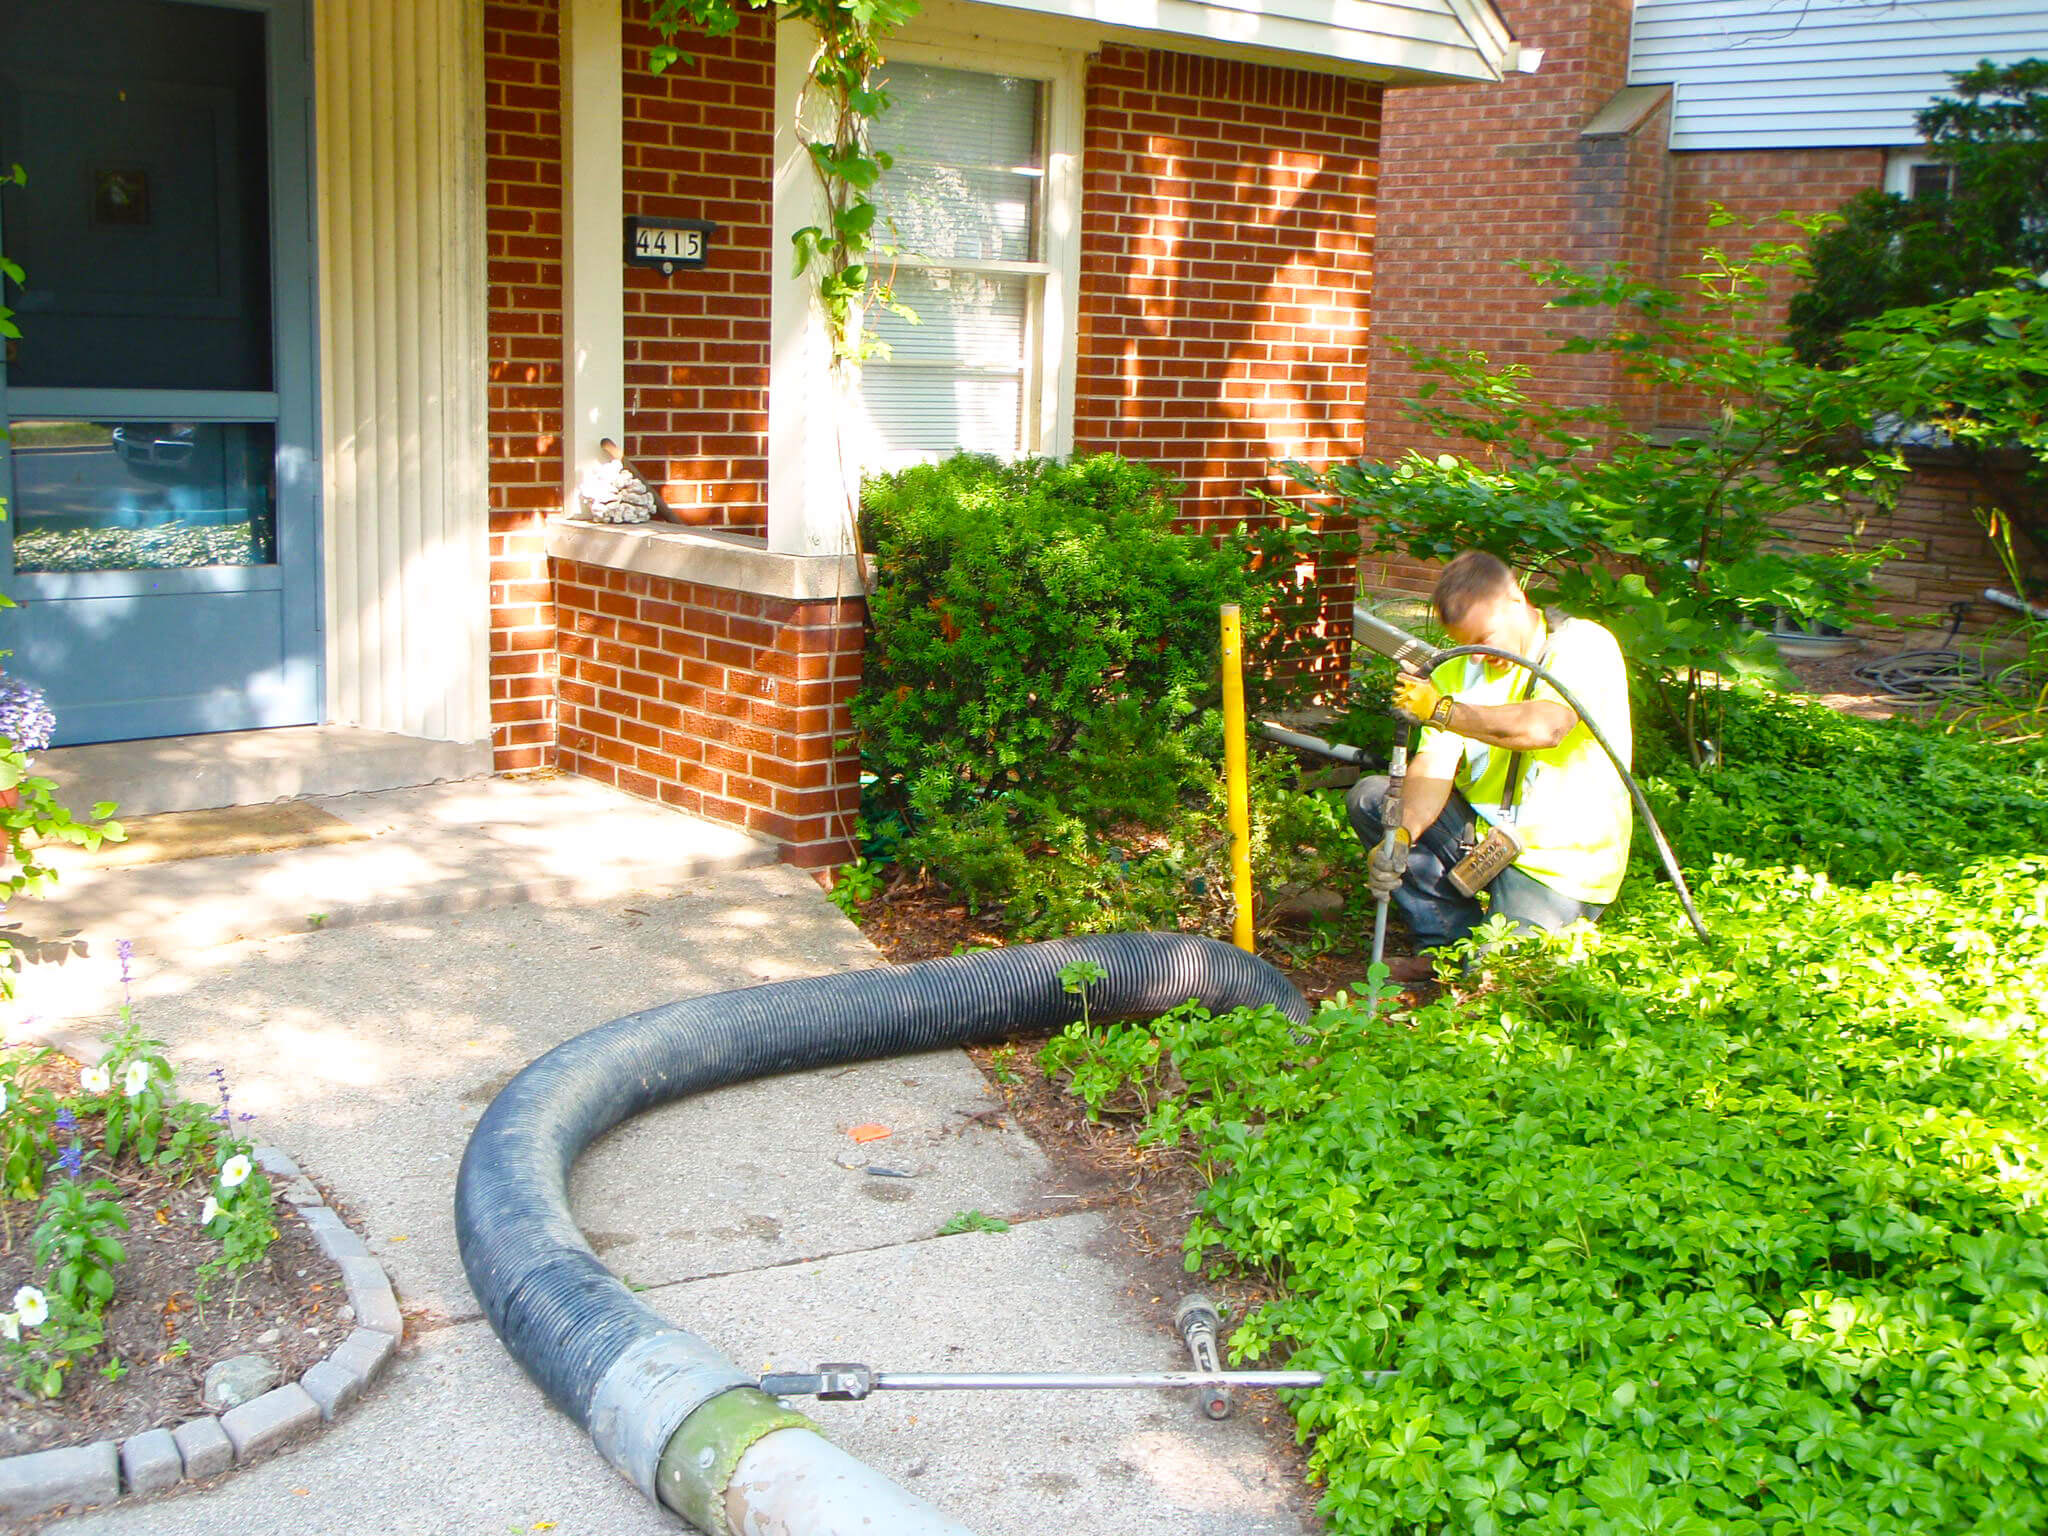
top-left (0, 1083), bottom-right (9, 1114)
top-left (79, 1065), bottom-right (111, 1095)
top-left (0, 1312), bottom-right (17, 1342)
top-left (13, 1286), bottom-right (47, 1330)
top-left (200, 1195), bottom-right (221, 1226)
top-left (123, 1060), bottom-right (150, 1097)
top-left (219, 1154), bottom-right (252, 1189)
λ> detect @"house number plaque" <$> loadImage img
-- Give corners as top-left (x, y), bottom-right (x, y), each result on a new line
top-left (625, 217), bottom-right (716, 274)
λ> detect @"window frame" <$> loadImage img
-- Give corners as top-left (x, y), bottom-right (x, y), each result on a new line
top-left (853, 32), bottom-right (1083, 467)
top-left (1883, 149), bottom-right (1955, 203)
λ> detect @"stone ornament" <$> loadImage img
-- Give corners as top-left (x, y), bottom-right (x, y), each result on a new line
top-left (575, 438), bottom-right (662, 524)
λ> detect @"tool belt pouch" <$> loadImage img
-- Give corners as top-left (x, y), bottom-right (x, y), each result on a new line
top-left (1447, 821), bottom-right (1523, 897)
top-left (1446, 640), bottom-right (1546, 900)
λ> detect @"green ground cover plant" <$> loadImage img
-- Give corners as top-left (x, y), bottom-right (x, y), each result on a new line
top-left (1044, 690), bottom-right (2048, 1534)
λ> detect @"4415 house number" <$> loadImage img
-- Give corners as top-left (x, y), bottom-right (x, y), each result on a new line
top-left (625, 217), bottom-right (716, 274)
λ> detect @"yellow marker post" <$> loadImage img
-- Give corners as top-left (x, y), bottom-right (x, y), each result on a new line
top-left (1219, 604), bottom-right (1255, 953)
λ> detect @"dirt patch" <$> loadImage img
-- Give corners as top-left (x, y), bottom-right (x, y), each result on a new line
top-left (0, 1055), bottom-right (345, 1459)
top-left (1775, 647), bottom-right (1937, 723)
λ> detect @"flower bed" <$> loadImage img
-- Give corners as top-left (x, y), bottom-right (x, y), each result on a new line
top-left (1, 946), bottom-right (334, 1459)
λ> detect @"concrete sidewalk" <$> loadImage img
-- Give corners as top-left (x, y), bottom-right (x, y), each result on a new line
top-left (11, 779), bottom-right (1319, 1535)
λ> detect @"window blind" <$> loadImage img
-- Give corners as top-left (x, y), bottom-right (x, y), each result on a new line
top-left (861, 62), bottom-right (1043, 457)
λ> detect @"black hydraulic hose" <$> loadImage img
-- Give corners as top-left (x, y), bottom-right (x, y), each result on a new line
top-left (1433, 643), bottom-right (1712, 945)
top-left (454, 932), bottom-right (1308, 1512)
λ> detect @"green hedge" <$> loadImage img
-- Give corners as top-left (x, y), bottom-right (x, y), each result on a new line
top-left (851, 453), bottom-right (1367, 935)
top-left (856, 453), bottom-right (1256, 817)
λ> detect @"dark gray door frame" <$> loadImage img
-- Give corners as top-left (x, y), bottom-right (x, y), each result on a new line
top-left (0, 0), bottom-right (321, 744)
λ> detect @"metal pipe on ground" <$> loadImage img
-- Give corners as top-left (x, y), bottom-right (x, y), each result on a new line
top-left (455, 933), bottom-right (1310, 1535)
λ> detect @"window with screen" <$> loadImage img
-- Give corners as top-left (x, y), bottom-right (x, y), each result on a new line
top-left (860, 62), bottom-right (1048, 461)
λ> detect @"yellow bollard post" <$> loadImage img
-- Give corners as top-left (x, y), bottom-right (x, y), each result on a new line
top-left (1220, 604), bottom-right (1255, 953)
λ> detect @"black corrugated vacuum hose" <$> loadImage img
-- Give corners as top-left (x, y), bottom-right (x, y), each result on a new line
top-left (455, 932), bottom-right (1309, 1528)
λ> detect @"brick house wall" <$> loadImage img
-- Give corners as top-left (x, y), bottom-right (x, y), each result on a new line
top-left (1358, 0), bottom-right (1647, 600)
top-left (620, 10), bottom-right (774, 530)
top-left (1355, 0), bottom-right (2035, 630)
top-left (485, 29), bottom-right (1397, 865)
top-left (485, 0), bottom-right (566, 772)
top-left (1074, 45), bottom-right (1381, 688)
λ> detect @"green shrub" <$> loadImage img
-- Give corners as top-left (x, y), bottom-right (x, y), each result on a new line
top-left (856, 453), bottom-right (1257, 818)
top-left (1790, 59), bottom-right (2048, 362)
top-left (1051, 695), bottom-right (2048, 1534)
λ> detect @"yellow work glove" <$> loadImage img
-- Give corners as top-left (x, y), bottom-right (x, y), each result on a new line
top-left (1392, 674), bottom-right (1451, 727)
top-left (1368, 829), bottom-right (1411, 900)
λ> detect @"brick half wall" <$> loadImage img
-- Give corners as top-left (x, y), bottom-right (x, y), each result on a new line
top-left (554, 562), bottom-right (864, 867)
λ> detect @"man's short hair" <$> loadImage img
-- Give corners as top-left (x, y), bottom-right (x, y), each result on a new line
top-left (1433, 550), bottom-right (1522, 627)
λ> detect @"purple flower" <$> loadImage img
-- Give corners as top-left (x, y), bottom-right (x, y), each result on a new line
top-left (0, 678), bottom-right (55, 754)
top-left (116, 938), bottom-right (134, 987)
top-left (54, 1107), bottom-right (76, 1133)
top-left (56, 1143), bottom-right (83, 1180)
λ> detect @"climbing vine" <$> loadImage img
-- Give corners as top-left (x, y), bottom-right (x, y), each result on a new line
top-left (645, 0), bottom-right (917, 365)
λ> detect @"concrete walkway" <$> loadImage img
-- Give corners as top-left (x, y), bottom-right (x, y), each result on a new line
top-left (11, 779), bottom-right (1318, 1535)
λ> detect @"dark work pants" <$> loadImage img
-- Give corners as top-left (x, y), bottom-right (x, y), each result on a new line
top-left (1345, 774), bottom-right (1605, 952)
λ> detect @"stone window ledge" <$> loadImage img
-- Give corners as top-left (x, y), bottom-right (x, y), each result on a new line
top-left (545, 518), bottom-right (871, 602)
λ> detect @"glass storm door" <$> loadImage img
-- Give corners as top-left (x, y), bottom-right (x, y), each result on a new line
top-left (0, 0), bottom-right (318, 745)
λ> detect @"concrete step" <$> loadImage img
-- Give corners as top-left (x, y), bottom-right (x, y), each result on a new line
top-left (37, 725), bottom-right (495, 819)
top-left (4, 776), bottom-right (779, 1020)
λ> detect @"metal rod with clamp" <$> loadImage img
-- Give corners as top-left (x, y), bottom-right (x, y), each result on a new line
top-left (757, 1363), bottom-right (1348, 1402)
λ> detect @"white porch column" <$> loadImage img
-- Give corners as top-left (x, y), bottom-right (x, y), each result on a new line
top-left (561, 0), bottom-right (627, 501)
top-left (767, 18), bottom-right (858, 558)
top-left (315, 0), bottom-right (490, 743)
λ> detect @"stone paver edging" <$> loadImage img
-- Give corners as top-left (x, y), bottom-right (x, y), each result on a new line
top-left (0, 1144), bottom-right (402, 1527)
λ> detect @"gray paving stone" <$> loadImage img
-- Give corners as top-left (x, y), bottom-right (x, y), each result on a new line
top-left (170, 1417), bottom-right (233, 1480)
top-left (253, 1145), bottom-right (301, 1180)
top-left (337, 1255), bottom-right (403, 1337)
top-left (299, 1359), bottom-right (361, 1421)
top-left (203, 1352), bottom-right (281, 1411)
top-left (117, 1429), bottom-right (182, 1497)
top-left (0, 1440), bottom-right (118, 1519)
top-left (298, 1205), bottom-right (368, 1262)
top-left (218, 1383), bottom-right (321, 1462)
top-left (281, 1176), bottom-right (324, 1206)
top-left (327, 1327), bottom-right (397, 1387)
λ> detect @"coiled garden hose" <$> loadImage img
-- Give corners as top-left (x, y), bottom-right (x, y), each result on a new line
top-left (1431, 642), bottom-right (1711, 944)
top-left (455, 932), bottom-right (1309, 1535)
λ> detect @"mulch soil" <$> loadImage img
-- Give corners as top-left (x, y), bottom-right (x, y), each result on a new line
top-left (0, 1050), bottom-right (344, 1460)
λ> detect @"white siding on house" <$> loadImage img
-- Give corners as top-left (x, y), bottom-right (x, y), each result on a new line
top-left (964, 0), bottom-right (1519, 82)
top-left (315, 0), bottom-right (491, 743)
top-left (1630, 0), bottom-right (2048, 151)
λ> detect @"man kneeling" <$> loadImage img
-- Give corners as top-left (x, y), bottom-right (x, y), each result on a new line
top-left (1348, 551), bottom-right (1633, 978)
